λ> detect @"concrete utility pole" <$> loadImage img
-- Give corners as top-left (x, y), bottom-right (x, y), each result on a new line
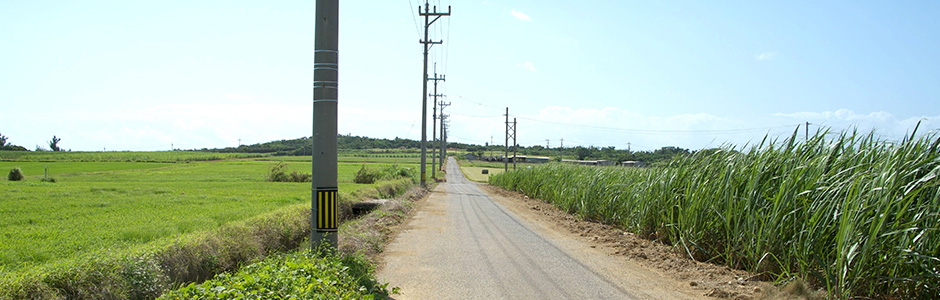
top-left (546, 139), bottom-right (550, 149)
top-left (312, 0), bottom-right (339, 248)
top-left (418, 1), bottom-right (450, 187)
top-left (429, 66), bottom-right (445, 177)
top-left (438, 101), bottom-right (450, 169)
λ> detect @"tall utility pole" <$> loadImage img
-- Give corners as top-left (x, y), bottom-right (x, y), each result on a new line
top-left (312, 0), bottom-right (339, 248)
top-left (418, 1), bottom-right (450, 187)
top-left (438, 101), bottom-right (450, 169)
top-left (546, 139), bottom-right (550, 149)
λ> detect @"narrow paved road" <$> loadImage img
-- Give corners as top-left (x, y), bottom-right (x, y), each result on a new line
top-left (378, 157), bottom-right (702, 299)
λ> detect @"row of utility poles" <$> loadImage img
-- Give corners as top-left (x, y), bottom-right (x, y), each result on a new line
top-left (430, 65), bottom-right (449, 179)
top-left (311, 0), bottom-right (455, 249)
top-left (419, 1), bottom-right (451, 186)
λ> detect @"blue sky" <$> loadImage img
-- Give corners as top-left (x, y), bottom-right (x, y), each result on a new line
top-left (2, 1), bottom-right (938, 151)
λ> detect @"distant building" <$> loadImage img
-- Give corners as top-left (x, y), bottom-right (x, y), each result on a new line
top-left (621, 161), bottom-right (645, 167)
top-left (561, 159), bottom-right (612, 166)
top-left (509, 155), bottom-right (550, 164)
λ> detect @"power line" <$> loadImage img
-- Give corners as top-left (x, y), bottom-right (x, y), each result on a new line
top-left (449, 112), bottom-right (501, 118)
top-left (515, 116), bottom-right (800, 135)
top-left (443, 1), bottom-right (452, 75)
top-left (451, 94), bottom-right (503, 111)
top-left (406, 0), bottom-right (421, 38)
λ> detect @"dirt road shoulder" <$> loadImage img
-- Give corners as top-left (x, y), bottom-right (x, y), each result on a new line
top-left (482, 185), bottom-right (765, 300)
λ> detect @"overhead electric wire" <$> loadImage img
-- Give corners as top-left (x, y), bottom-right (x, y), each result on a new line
top-left (515, 116), bottom-right (802, 135)
top-left (443, 0), bottom-right (452, 75)
top-left (449, 112), bottom-right (502, 119)
top-left (407, 0), bottom-right (421, 39)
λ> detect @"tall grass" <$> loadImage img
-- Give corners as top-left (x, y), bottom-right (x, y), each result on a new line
top-left (490, 127), bottom-right (939, 299)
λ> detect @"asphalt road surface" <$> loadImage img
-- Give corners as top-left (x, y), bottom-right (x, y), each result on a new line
top-left (378, 157), bottom-right (703, 299)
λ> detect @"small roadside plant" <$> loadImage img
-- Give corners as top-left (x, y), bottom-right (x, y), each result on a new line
top-left (354, 164), bottom-right (381, 184)
top-left (354, 164), bottom-right (416, 184)
top-left (8, 167), bottom-right (24, 181)
top-left (267, 162), bottom-right (312, 183)
top-left (158, 247), bottom-right (393, 299)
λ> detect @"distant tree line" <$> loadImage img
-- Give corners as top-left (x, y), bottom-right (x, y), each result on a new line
top-left (457, 143), bottom-right (692, 166)
top-left (0, 132), bottom-right (33, 151)
top-left (206, 135), bottom-right (691, 166)
top-left (3, 131), bottom-right (691, 165)
top-left (207, 135), bottom-right (424, 156)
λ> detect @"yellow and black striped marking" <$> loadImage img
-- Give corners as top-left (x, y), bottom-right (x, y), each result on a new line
top-left (316, 188), bottom-right (338, 231)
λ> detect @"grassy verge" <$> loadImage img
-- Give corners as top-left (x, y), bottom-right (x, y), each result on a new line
top-left (0, 176), bottom-right (420, 299)
top-left (158, 247), bottom-right (391, 299)
top-left (489, 128), bottom-right (939, 299)
top-left (155, 183), bottom-right (428, 300)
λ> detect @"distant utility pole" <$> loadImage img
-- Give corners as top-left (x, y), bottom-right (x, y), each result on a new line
top-left (442, 115), bottom-right (449, 164)
top-left (546, 139), bottom-right (550, 149)
top-left (438, 101), bottom-right (450, 169)
top-left (312, 0), bottom-right (339, 248)
top-left (504, 107), bottom-right (516, 172)
top-left (512, 118), bottom-right (517, 170)
top-left (805, 121), bottom-right (811, 142)
top-left (504, 108), bottom-right (509, 171)
top-left (429, 65), bottom-right (445, 175)
top-left (627, 142), bottom-right (631, 152)
top-left (418, 1), bottom-right (451, 187)
top-left (428, 63), bottom-right (446, 173)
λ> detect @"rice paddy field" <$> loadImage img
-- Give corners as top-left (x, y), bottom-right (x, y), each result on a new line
top-left (0, 151), bottom-right (421, 278)
top-left (490, 129), bottom-right (940, 299)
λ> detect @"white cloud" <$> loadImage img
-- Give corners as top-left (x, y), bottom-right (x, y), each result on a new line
top-left (755, 52), bottom-right (777, 60)
top-left (522, 61), bottom-right (536, 71)
top-left (510, 9), bottom-right (531, 21)
top-left (446, 105), bottom-right (940, 152)
top-left (771, 109), bottom-right (939, 139)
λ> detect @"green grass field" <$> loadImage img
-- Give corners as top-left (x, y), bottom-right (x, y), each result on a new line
top-left (0, 152), bottom-right (421, 276)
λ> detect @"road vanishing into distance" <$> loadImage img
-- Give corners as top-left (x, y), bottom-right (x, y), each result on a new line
top-left (378, 157), bottom-right (703, 299)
